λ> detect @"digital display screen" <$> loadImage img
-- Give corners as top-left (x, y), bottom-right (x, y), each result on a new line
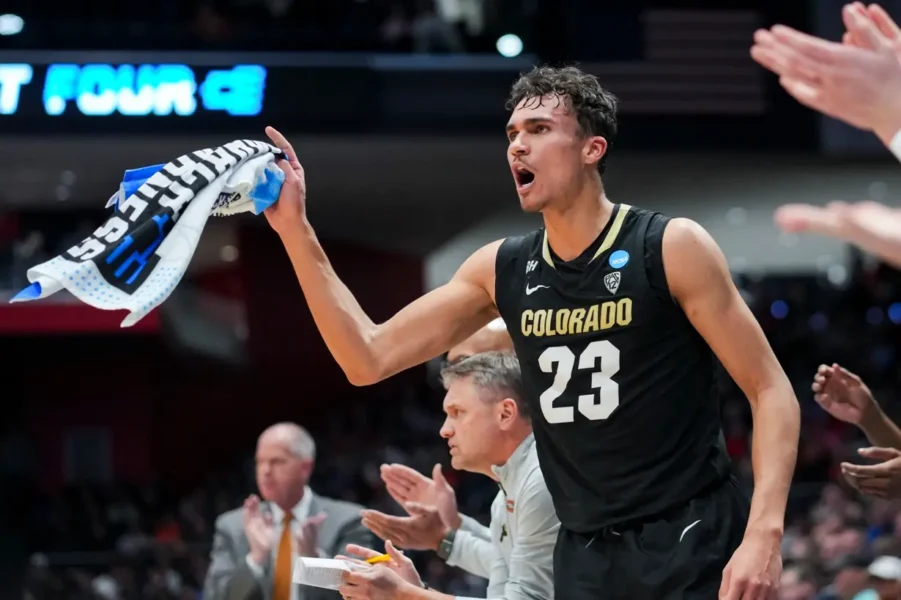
top-left (0, 62), bottom-right (266, 118)
top-left (0, 57), bottom-right (380, 134)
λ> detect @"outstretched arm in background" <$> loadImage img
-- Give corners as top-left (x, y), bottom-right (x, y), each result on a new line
top-left (263, 127), bottom-right (500, 385)
top-left (753, 4), bottom-right (901, 268)
top-left (751, 3), bottom-right (901, 147)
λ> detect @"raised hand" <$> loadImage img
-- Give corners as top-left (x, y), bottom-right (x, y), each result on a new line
top-left (263, 126), bottom-right (308, 235)
top-left (842, 447), bottom-right (901, 499)
top-left (361, 502), bottom-right (446, 551)
top-left (380, 463), bottom-right (461, 529)
top-left (242, 495), bottom-right (274, 565)
top-left (295, 511), bottom-right (327, 558)
top-left (750, 4), bottom-right (901, 141)
top-left (842, 3), bottom-right (901, 49)
top-left (811, 363), bottom-right (878, 426)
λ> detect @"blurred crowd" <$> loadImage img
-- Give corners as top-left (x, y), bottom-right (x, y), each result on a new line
top-left (1, 0), bottom-right (530, 53)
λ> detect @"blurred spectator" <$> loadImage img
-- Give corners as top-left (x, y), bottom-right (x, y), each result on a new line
top-left (780, 564), bottom-right (818, 600)
top-left (203, 423), bottom-right (375, 600)
top-left (861, 556), bottom-right (901, 600)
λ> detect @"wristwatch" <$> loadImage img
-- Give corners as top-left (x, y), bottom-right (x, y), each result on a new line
top-left (436, 528), bottom-right (457, 560)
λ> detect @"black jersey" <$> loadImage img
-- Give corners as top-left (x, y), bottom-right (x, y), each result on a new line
top-left (494, 204), bottom-right (732, 533)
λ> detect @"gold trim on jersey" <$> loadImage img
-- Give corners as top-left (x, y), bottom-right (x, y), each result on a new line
top-left (590, 204), bottom-right (631, 263)
top-left (540, 204), bottom-right (632, 268)
top-left (541, 231), bottom-right (554, 268)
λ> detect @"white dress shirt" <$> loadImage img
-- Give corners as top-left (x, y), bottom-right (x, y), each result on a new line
top-left (245, 487), bottom-right (314, 600)
top-left (446, 434), bottom-right (559, 600)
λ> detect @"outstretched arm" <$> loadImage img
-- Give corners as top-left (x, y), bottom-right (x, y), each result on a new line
top-left (264, 127), bottom-right (499, 385)
top-left (663, 218), bottom-right (799, 599)
top-left (775, 201), bottom-right (901, 270)
top-left (750, 4), bottom-right (901, 147)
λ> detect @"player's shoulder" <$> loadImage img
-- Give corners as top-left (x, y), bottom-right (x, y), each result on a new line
top-left (620, 206), bottom-right (716, 253)
top-left (498, 229), bottom-right (544, 256)
top-left (493, 229), bottom-right (543, 275)
top-left (658, 217), bottom-right (719, 255)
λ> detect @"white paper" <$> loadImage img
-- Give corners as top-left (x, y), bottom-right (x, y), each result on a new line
top-left (292, 557), bottom-right (365, 590)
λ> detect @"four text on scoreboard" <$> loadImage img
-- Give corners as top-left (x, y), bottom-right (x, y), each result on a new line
top-left (0, 63), bottom-right (267, 116)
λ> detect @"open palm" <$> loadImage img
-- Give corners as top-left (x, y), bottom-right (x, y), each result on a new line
top-left (380, 463), bottom-right (460, 529)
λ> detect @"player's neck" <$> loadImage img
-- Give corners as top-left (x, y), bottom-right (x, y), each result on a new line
top-left (542, 186), bottom-right (615, 262)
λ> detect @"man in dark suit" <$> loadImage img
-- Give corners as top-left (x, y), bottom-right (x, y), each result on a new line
top-left (204, 422), bottom-right (374, 600)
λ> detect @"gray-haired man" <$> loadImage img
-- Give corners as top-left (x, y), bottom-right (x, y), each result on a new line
top-left (338, 352), bottom-right (559, 600)
top-left (204, 422), bottom-right (375, 600)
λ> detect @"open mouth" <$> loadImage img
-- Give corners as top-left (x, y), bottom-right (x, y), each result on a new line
top-left (513, 165), bottom-right (535, 189)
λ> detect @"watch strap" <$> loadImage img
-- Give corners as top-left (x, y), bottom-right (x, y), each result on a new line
top-left (436, 528), bottom-right (457, 560)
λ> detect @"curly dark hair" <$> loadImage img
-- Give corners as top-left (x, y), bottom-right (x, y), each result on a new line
top-left (506, 65), bottom-right (618, 175)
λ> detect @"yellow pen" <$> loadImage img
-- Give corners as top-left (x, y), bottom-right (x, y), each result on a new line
top-left (365, 554), bottom-right (391, 564)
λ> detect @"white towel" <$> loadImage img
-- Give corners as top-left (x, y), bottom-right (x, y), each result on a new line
top-left (10, 139), bottom-right (286, 327)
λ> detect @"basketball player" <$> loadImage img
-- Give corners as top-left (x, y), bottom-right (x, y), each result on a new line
top-left (263, 64), bottom-right (800, 599)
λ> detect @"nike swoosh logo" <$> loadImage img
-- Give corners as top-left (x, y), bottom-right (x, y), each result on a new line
top-left (679, 519), bottom-right (701, 542)
top-left (525, 284), bottom-right (549, 295)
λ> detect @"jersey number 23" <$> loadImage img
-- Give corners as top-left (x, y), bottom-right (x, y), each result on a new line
top-left (538, 341), bottom-right (620, 423)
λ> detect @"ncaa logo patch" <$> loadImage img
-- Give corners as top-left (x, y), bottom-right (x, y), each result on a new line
top-left (609, 249), bottom-right (630, 269)
top-left (604, 271), bottom-right (621, 294)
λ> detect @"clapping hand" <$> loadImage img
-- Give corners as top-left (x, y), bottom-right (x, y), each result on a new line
top-left (751, 3), bottom-right (901, 140)
top-left (842, 447), bottom-right (901, 499)
top-left (361, 502), bottom-right (446, 551)
top-left (380, 463), bottom-right (461, 529)
top-left (295, 512), bottom-right (327, 558)
top-left (242, 495), bottom-right (274, 565)
top-left (811, 363), bottom-right (879, 426)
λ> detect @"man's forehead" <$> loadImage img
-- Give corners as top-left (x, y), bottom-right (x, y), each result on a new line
top-left (256, 441), bottom-right (290, 456)
top-left (443, 380), bottom-right (476, 409)
top-left (508, 95), bottom-right (570, 125)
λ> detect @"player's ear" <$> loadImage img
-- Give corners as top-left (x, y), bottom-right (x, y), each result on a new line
top-left (583, 135), bottom-right (608, 169)
top-left (498, 398), bottom-right (518, 428)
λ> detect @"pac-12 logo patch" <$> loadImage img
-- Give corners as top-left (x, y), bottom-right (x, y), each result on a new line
top-left (604, 271), bottom-right (621, 294)
top-left (609, 249), bottom-right (630, 269)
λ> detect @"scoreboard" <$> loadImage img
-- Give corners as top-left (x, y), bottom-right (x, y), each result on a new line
top-left (0, 62), bottom-right (266, 118)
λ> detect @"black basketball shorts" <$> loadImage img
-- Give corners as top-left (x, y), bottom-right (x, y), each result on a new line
top-left (553, 477), bottom-right (750, 600)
